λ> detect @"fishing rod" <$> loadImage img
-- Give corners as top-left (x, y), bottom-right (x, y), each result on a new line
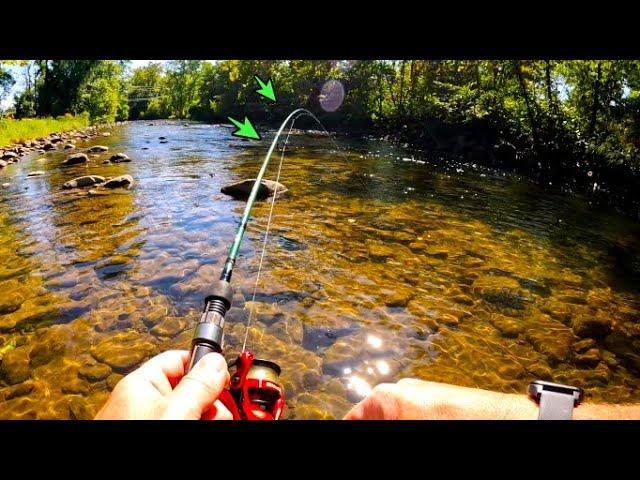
top-left (186, 108), bottom-right (334, 420)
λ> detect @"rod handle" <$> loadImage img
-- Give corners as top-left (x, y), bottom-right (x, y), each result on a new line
top-left (187, 342), bottom-right (222, 373)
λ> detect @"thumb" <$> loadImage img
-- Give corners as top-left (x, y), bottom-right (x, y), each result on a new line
top-left (162, 352), bottom-right (230, 420)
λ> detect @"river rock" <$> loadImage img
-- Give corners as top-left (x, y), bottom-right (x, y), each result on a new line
top-left (525, 329), bottom-right (574, 363)
top-left (473, 274), bottom-right (533, 310)
top-left (221, 179), bottom-right (288, 200)
top-left (62, 153), bottom-right (89, 166)
top-left (527, 361), bottom-right (552, 380)
top-left (90, 331), bottom-right (158, 373)
top-left (571, 311), bottom-right (612, 338)
top-left (571, 338), bottom-right (596, 353)
top-left (103, 175), bottom-right (134, 189)
top-left (109, 153), bottom-right (130, 163)
top-left (26, 171), bottom-right (45, 177)
top-left (29, 325), bottom-right (72, 368)
top-left (1, 380), bottom-right (34, 401)
top-left (63, 144), bottom-right (75, 150)
top-left (604, 331), bottom-right (640, 372)
top-left (244, 301), bottom-right (284, 326)
top-left (63, 175), bottom-right (106, 189)
top-left (1, 151), bottom-right (18, 160)
top-left (367, 242), bottom-right (395, 261)
top-left (87, 145), bottom-right (109, 153)
top-left (573, 348), bottom-right (601, 368)
top-left (0, 160), bottom-right (7, 168)
top-left (150, 316), bottom-right (185, 337)
top-left (78, 363), bottom-right (112, 382)
top-left (42, 142), bottom-right (55, 151)
top-left (0, 346), bottom-right (30, 385)
top-left (2, 183), bottom-right (9, 188)
top-left (489, 314), bottom-right (524, 338)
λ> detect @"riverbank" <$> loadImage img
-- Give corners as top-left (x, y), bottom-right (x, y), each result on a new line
top-left (0, 114), bottom-right (91, 149)
top-left (0, 120), bottom-right (122, 169)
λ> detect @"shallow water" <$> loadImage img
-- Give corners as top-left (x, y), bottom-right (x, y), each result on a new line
top-left (1, 120), bottom-right (640, 419)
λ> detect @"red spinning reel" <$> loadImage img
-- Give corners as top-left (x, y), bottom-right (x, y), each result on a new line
top-left (188, 281), bottom-right (285, 420)
top-left (218, 350), bottom-right (285, 420)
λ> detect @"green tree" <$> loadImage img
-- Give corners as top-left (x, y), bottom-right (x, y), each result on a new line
top-left (127, 62), bottom-right (165, 120)
top-left (165, 60), bottom-right (203, 118)
top-left (76, 61), bottom-right (129, 123)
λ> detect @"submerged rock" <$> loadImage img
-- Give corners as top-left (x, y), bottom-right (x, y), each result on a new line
top-left (571, 311), bottom-right (612, 338)
top-left (103, 175), bottom-right (134, 189)
top-left (78, 363), bottom-right (112, 382)
top-left (525, 329), bottom-right (574, 363)
top-left (63, 144), bottom-right (75, 150)
top-left (91, 331), bottom-right (158, 373)
top-left (62, 153), bottom-right (89, 166)
top-left (29, 326), bottom-right (72, 367)
top-left (0, 346), bottom-right (30, 385)
top-left (150, 317), bottom-right (185, 337)
top-left (63, 175), bottom-right (106, 189)
top-left (26, 171), bottom-right (45, 177)
top-left (221, 179), bottom-right (288, 200)
top-left (87, 145), bottom-right (109, 153)
top-left (489, 314), bottom-right (524, 338)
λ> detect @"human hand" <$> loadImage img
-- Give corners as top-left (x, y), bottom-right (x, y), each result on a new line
top-left (95, 350), bottom-right (232, 420)
top-left (344, 378), bottom-right (538, 420)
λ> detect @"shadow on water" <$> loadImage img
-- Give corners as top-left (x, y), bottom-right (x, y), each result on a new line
top-left (309, 151), bottom-right (640, 295)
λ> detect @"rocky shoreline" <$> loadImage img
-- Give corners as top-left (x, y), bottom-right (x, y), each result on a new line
top-left (0, 122), bottom-right (124, 169)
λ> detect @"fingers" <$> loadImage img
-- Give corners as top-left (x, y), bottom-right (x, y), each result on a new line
top-left (344, 383), bottom-right (400, 420)
top-left (162, 352), bottom-right (230, 420)
top-left (131, 350), bottom-right (190, 395)
top-left (202, 400), bottom-right (234, 420)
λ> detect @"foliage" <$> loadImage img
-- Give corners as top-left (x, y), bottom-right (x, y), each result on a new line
top-left (5, 59), bottom-right (640, 173)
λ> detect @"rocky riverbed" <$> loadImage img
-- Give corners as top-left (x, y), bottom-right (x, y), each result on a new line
top-left (1, 120), bottom-right (640, 419)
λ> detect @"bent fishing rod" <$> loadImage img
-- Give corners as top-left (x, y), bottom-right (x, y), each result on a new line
top-left (186, 108), bottom-right (333, 420)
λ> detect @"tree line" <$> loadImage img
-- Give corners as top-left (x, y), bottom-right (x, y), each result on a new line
top-left (2, 60), bottom-right (640, 175)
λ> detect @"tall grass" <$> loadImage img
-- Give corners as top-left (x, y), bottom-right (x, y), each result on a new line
top-left (0, 113), bottom-right (90, 148)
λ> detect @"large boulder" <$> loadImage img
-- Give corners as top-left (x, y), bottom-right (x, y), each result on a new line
top-left (87, 145), bottom-right (109, 153)
top-left (221, 179), bottom-right (288, 200)
top-left (103, 175), bottom-right (134, 189)
top-left (63, 175), bottom-right (106, 189)
top-left (62, 153), bottom-right (89, 166)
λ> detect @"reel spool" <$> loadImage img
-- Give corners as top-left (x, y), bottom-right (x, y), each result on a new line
top-left (219, 350), bottom-right (285, 420)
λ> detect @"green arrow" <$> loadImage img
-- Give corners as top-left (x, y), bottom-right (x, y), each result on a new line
top-left (227, 116), bottom-right (261, 140)
top-left (254, 75), bottom-right (276, 102)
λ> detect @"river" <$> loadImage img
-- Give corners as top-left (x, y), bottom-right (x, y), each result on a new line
top-left (1, 120), bottom-right (640, 419)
